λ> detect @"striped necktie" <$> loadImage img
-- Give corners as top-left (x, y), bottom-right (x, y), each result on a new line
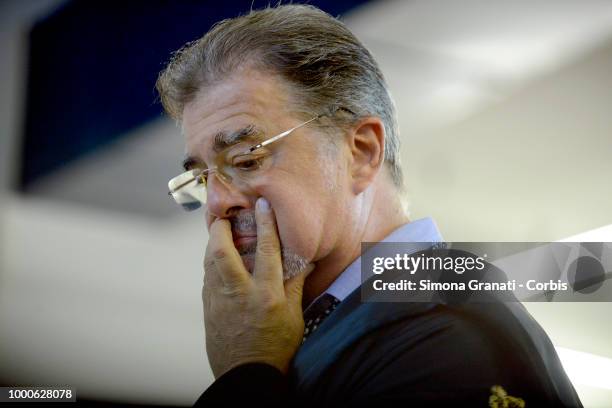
top-left (302, 293), bottom-right (341, 343)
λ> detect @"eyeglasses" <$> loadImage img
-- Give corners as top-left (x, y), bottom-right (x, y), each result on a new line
top-left (167, 112), bottom-right (328, 211)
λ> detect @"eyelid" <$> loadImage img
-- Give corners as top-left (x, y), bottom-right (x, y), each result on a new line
top-left (225, 142), bottom-right (267, 159)
top-left (232, 147), bottom-right (270, 161)
top-left (184, 161), bottom-right (208, 172)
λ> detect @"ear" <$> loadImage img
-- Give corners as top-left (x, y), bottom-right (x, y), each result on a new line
top-left (347, 117), bottom-right (385, 195)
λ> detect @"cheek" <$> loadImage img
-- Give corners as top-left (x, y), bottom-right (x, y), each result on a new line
top-left (253, 153), bottom-right (344, 259)
top-left (256, 184), bottom-right (325, 260)
top-left (275, 195), bottom-right (323, 256)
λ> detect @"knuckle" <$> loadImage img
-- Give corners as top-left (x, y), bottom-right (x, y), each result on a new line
top-left (260, 292), bottom-right (283, 312)
top-left (259, 216), bottom-right (275, 228)
top-left (212, 247), bottom-right (228, 260)
top-left (203, 270), bottom-right (216, 287)
top-left (222, 285), bottom-right (248, 299)
top-left (204, 257), bottom-right (216, 272)
top-left (257, 240), bottom-right (278, 256)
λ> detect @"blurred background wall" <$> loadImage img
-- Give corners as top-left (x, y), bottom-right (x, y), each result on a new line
top-left (1, 0), bottom-right (611, 406)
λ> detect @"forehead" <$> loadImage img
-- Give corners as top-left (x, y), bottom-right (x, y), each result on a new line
top-left (181, 69), bottom-right (295, 158)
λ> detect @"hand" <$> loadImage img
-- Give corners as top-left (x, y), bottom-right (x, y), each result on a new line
top-left (203, 197), bottom-right (311, 378)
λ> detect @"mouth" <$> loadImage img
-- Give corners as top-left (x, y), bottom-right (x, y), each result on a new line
top-left (233, 235), bottom-right (257, 248)
top-left (232, 230), bottom-right (257, 252)
top-left (232, 233), bottom-right (257, 273)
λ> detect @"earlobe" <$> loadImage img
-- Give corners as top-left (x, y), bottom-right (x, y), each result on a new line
top-left (349, 117), bottom-right (385, 195)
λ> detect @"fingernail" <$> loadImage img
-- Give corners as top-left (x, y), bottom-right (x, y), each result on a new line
top-left (256, 197), bottom-right (270, 212)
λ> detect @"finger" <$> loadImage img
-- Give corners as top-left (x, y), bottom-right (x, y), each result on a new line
top-left (284, 263), bottom-right (314, 307)
top-left (203, 244), bottom-right (222, 286)
top-left (202, 273), bottom-right (214, 322)
top-left (253, 197), bottom-right (283, 289)
top-left (206, 218), bottom-right (249, 287)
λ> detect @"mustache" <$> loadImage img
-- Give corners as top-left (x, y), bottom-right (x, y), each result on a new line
top-left (230, 211), bottom-right (257, 234)
top-left (230, 211), bottom-right (258, 255)
top-left (231, 212), bottom-right (257, 256)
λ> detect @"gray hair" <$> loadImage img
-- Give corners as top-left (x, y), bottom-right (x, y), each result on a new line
top-left (156, 4), bottom-right (404, 188)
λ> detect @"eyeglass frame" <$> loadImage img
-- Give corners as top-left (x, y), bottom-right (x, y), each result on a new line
top-left (167, 106), bottom-right (355, 210)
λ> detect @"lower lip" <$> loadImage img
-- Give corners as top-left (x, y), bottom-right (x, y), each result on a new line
top-left (233, 236), bottom-right (257, 247)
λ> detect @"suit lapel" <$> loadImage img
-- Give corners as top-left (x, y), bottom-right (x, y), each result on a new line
top-left (291, 283), bottom-right (437, 391)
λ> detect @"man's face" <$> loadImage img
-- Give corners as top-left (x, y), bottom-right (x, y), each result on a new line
top-left (182, 68), bottom-right (351, 279)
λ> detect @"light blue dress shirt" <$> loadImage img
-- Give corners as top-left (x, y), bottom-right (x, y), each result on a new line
top-left (303, 217), bottom-right (443, 313)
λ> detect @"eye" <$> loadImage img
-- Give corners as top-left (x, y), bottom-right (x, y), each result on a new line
top-left (232, 155), bottom-right (263, 171)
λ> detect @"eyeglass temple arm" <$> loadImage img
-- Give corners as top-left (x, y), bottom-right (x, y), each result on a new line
top-left (247, 114), bottom-right (324, 153)
top-left (246, 106), bottom-right (356, 153)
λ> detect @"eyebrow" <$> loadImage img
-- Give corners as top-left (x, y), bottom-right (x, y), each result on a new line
top-left (213, 124), bottom-right (263, 152)
top-left (181, 124), bottom-right (264, 171)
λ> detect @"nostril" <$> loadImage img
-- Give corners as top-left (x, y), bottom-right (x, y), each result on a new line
top-left (226, 206), bottom-right (244, 217)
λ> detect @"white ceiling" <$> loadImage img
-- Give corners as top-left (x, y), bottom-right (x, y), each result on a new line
top-left (348, 0), bottom-right (612, 131)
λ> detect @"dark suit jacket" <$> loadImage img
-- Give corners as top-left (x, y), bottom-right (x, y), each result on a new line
top-left (195, 271), bottom-right (582, 407)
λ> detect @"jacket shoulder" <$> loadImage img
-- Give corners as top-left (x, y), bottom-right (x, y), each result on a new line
top-left (302, 302), bottom-right (582, 407)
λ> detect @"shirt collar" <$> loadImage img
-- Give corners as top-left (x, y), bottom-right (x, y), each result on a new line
top-left (304, 217), bottom-right (443, 312)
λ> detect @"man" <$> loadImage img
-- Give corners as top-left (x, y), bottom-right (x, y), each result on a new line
top-left (157, 5), bottom-right (582, 407)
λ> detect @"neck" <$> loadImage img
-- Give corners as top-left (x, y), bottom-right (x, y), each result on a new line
top-left (301, 179), bottom-right (409, 309)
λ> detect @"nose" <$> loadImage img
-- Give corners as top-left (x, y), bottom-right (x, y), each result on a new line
top-left (205, 172), bottom-right (252, 223)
